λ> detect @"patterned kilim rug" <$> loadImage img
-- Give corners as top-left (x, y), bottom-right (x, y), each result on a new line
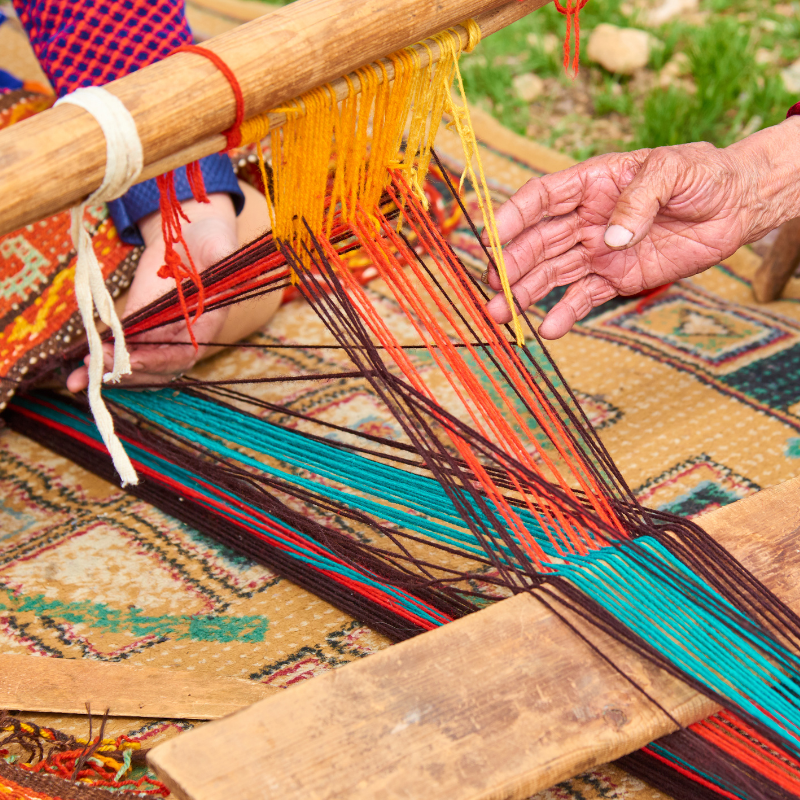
top-left (3, 20), bottom-right (800, 800)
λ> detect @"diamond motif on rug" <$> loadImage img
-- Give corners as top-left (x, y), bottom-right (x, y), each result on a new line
top-left (603, 294), bottom-right (793, 371)
top-left (635, 455), bottom-right (760, 518)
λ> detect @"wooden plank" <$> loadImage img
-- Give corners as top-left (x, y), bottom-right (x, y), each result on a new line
top-left (147, 475), bottom-right (800, 800)
top-left (752, 217), bottom-right (800, 303)
top-left (0, 0), bottom-right (548, 237)
top-left (0, 654), bottom-right (280, 720)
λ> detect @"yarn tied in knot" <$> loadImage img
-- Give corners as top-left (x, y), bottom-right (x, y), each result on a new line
top-left (54, 86), bottom-right (144, 486)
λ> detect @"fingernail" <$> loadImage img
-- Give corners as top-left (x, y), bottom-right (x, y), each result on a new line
top-left (481, 270), bottom-right (489, 284)
top-left (604, 225), bottom-right (634, 248)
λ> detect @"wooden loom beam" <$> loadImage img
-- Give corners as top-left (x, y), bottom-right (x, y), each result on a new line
top-left (148, 474), bottom-right (800, 800)
top-left (752, 217), bottom-right (800, 303)
top-left (0, 0), bottom-right (548, 238)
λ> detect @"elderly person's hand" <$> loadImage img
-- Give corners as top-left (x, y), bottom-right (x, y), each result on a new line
top-left (484, 116), bottom-right (800, 339)
top-left (66, 192), bottom-right (237, 391)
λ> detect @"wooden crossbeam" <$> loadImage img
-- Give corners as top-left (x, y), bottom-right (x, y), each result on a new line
top-left (148, 474), bottom-right (800, 799)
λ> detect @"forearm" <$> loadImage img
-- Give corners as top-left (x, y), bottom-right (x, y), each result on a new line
top-left (726, 115), bottom-right (800, 243)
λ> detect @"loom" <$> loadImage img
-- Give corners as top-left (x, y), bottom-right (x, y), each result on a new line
top-left (2, 1), bottom-right (800, 799)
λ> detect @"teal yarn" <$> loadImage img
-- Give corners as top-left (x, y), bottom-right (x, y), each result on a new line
top-left (556, 539), bottom-right (800, 752)
top-left (107, 388), bottom-right (800, 750)
top-left (19, 392), bottom-right (450, 629)
top-left (105, 387), bottom-right (569, 563)
top-left (16, 388), bottom-right (800, 761)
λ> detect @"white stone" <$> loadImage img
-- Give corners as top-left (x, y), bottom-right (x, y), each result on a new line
top-left (782, 58), bottom-right (800, 94)
top-left (647, 0), bottom-right (699, 25)
top-left (587, 24), bottom-right (654, 75)
top-left (512, 72), bottom-right (544, 103)
top-left (756, 47), bottom-right (778, 65)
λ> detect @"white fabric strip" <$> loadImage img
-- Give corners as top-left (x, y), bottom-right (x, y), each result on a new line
top-left (55, 86), bottom-right (144, 486)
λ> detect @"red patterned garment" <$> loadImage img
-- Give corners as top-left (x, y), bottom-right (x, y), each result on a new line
top-left (11, 0), bottom-right (192, 97)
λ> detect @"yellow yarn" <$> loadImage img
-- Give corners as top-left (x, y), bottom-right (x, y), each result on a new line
top-left (237, 19), bottom-right (523, 342)
top-left (238, 112), bottom-right (272, 147)
top-left (442, 26), bottom-right (525, 345)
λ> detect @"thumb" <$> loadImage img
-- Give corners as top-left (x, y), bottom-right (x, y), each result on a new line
top-left (604, 150), bottom-right (678, 250)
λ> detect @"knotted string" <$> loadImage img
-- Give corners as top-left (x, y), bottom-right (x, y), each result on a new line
top-left (150, 44), bottom-right (249, 346)
top-left (54, 86), bottom-right (141, 486)
top-left (172, 44), bottom-right (246, 151)
top-left (554, 0), bottom-right (590, 76)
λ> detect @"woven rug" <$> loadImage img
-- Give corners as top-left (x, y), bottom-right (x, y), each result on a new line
top-left (3, 21), bottom-right (799, 800)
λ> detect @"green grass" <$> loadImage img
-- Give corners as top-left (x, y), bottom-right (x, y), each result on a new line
top-left (631, 13), bottom-right (794, 148)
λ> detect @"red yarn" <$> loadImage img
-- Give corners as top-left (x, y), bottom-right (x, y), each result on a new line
top-left (553, 0), bottom-right (590, 76)
top-left (156, 40), bottom-right (249, 348)
top-left (633, 282), bottom-right (673, 313)
top-left (173, 43), bottom-right (246, 150)
top-left (155, 171), bottom-right (205, 348)
top-left (186, 159), bottom-right (210, 204)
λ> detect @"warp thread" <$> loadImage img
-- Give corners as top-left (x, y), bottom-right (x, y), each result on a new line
top-left (13, 161), bottom-right (800, 797)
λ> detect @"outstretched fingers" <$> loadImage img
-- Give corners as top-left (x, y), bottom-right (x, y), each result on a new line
top-left (486, 244), bottom-right (592, 324)
top-left (538, 274), bottom-right (618, 339)
top-left (487, 212), bottom-right (585, 290)
top-left (488, 165), bottom-right (591, 245)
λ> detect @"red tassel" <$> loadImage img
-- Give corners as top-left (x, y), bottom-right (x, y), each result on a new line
top-left (186, 160), bottom-right (210, 204)
top-left (155, 171), bottom-right (206, 349)
top-left (554, 0), bottom-right (590, 77)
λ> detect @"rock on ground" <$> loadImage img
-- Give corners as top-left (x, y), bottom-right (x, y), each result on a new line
top-left (782, 58), bottom-right (800, 94)
top-left (587, 24), bottom-right (654, 75)
top-left (512, 72), bottom-right (544, 103)
top-left (646, 0), bottom-right (699, 26)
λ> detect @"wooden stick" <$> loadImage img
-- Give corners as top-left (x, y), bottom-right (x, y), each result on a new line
top-left (142, 1), bottom-right (544, 184)
top-left (752, 217), bottom-right (800, 302)
top-left (148, 475), bottom-right (800, 799)
top-left (0, 0), bottom-right (547, 238)
top-left (0, 654), bottom-right (280, 720)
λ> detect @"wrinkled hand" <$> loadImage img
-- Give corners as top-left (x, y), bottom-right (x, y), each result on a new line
top-left (67, 193), bottom-right (238, 391)
top-left (484, 118), bottom-right (800, 339)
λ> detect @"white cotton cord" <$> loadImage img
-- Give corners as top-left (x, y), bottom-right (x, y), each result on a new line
top-left (55, 86), bottom-right (144, 486)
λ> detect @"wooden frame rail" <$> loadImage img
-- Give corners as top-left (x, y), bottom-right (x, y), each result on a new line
top-left (148, 475), bottom-right (800, 800)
